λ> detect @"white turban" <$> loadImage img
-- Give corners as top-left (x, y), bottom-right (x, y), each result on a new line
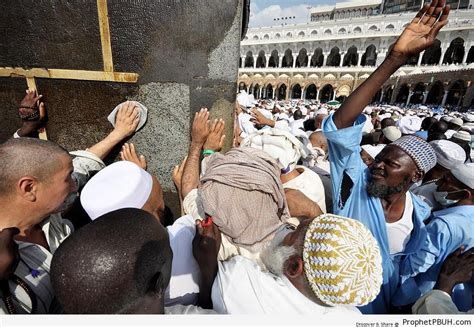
top-left (429, 140), bottom-right (466, 169)
top-left (80, 161), bottom-right (153, 220)
top-left (397, 116), bottom-right (422, 135)
top-left (241, 128), bottom-right (310, 173)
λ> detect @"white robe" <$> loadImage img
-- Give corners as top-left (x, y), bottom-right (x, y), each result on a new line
top-left (211, 256), bottom-right (361, 315)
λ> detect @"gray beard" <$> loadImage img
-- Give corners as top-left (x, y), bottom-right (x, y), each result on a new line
top-left (366, 179), bottom-right (407, 198)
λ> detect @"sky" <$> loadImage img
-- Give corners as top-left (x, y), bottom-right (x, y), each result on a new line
top-left (249, 0), bottom-right (341, 28)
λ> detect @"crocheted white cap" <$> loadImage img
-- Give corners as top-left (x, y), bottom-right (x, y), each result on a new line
top-left (303, 214), bottom-right (383, 306)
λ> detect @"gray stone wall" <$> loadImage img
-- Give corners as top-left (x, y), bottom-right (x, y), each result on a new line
top-left (0, 0), bottom-right (243, 217)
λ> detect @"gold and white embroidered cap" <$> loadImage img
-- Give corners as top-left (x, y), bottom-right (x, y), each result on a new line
top-left (303, 214), bottom-right (383, 306)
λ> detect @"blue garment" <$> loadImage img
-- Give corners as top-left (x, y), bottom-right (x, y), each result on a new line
top-left (400, 205), bottom-right (474, 311)
top-left (322, 114), bottom-right (430, 313)
top-left (415, 130), bottom-right (428, 140)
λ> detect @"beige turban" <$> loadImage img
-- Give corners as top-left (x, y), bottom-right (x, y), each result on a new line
top-left (199, 147), bottom-right (290, 252)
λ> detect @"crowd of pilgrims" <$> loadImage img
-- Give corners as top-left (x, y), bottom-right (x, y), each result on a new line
top-left (0, 0), bottom-right (473, 315)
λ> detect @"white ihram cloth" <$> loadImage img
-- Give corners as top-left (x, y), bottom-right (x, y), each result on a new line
top-left (0, 151), bottom-right (105, 314)
top-left (241, 128), bottom-right (309, 173)
top-left (211, 256), bottom-right (361, 315)
top-left (164, 215), bottom-right (201, 307)
top-left (283, 166), bottom-right (327, 214)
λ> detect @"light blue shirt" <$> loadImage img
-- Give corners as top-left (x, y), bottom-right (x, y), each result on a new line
top-left (400, 205), bottom-right (474, 311)
top-left (415, 130), bottom-right (428, 140)
top-left (323, 114), bottom-right (430, 313)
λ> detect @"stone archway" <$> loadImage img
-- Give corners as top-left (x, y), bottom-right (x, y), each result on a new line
top-left (383, 86), bottom-right (394, 103)
top-left (361, 44), bottom-right (377, 66)
top-left (410, 82), bottom-right (426, 104)
top-left (266, 84), bottom-right (274, 99)
top-left (443, 38), bottom-right (465, 64)
top-left (446, 80), bottom-right (466, 106)
top-left (296, 48), bottom-right (308, 68)
top-left (311, 48), bottom-right (324, 67)
top-left (326, 47), bottom-right (341, 66)
top-left (277, 84), bottom-right (287, 100)
top-left (253, 84), bottom-right (260, 99)
top-left (244, 51), bottom-right (254, 68)
top-left (467, 46), bottom-right (474, 64)
top-left (268, 50), bottom-right (279, 68)
top-left (422, 39), bottom-right (441, 65)
top-left (256, 50), bottom-right (266, 68)
top-left (305, 84), bottom-right (317, 100)
top-left (343, 46), bottom-right (358, 67)
top-left (426, 81), bottom-right (444, 105)
top-left (396, 84), bottom-right (410, 103)
top-left (319, 84), bottom-right (334, 103)
top-left (282, 49), bottom-right (294, 68)
top-left (291, 84), bottom-right (302, 99)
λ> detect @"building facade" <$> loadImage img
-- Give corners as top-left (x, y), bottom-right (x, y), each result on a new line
top-left (238, 1), bottom-right (474, 108)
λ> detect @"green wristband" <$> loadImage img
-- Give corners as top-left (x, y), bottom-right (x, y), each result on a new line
top-left (202, 149), bottom-right (215, 156)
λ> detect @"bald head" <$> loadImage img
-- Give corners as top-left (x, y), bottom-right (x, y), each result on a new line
top-left (0, 138), bottom-right (68, 196)
top-left (309, 131), bottom-right (328, 153)
top-left (51, 208), bottom-right (172, 314)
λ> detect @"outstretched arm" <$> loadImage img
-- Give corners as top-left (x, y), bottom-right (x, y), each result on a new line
top-left (87, 101), bottom-right (139, 160)
top-left (333, 0), bottom-right (450, 129)
top-left (181, 108), bottom-right (210, 198)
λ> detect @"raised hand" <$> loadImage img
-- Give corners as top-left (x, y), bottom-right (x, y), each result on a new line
top-left (391, 0), bottom-right (450, 59)
top-left (204, 119), bottom-right (225, 152)
top-left (112, 101), bottom-right (140, 140)
top-left (120, 143), bottom-right (147, 170)
top-left (172, 156), bottom-right (187, 196)
top-left (435, 246), bottom-right (474, 295)
top-left (17, 89), bottom-right (48, 137)
top-left (191, 108), bottom-right (210, 146)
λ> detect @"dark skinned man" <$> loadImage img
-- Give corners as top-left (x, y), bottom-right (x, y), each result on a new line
top-left (321, 0), bottom-right (450, 313)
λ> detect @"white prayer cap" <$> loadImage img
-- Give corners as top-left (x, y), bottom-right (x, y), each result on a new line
top-left (451, 118), bottom-right (464, 127)
top-left (452, 131), bottom-right (472, 142)
top-left (429, 140), bottom-right (466, 170)
top-left (300, 107), bottom-right (308, 116)
top-left (108, 101), bottom-right (148, 132)
top-left (80, 161), bottom-right (153, 220)
top-left (361, 144), bottom-right (385, 159)
top-left (451, 163), bottom-right (474, 189)
top-left (382, 126), bottom-right (402, 142)
top-left (397, 116), bottom-right (422, 135)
